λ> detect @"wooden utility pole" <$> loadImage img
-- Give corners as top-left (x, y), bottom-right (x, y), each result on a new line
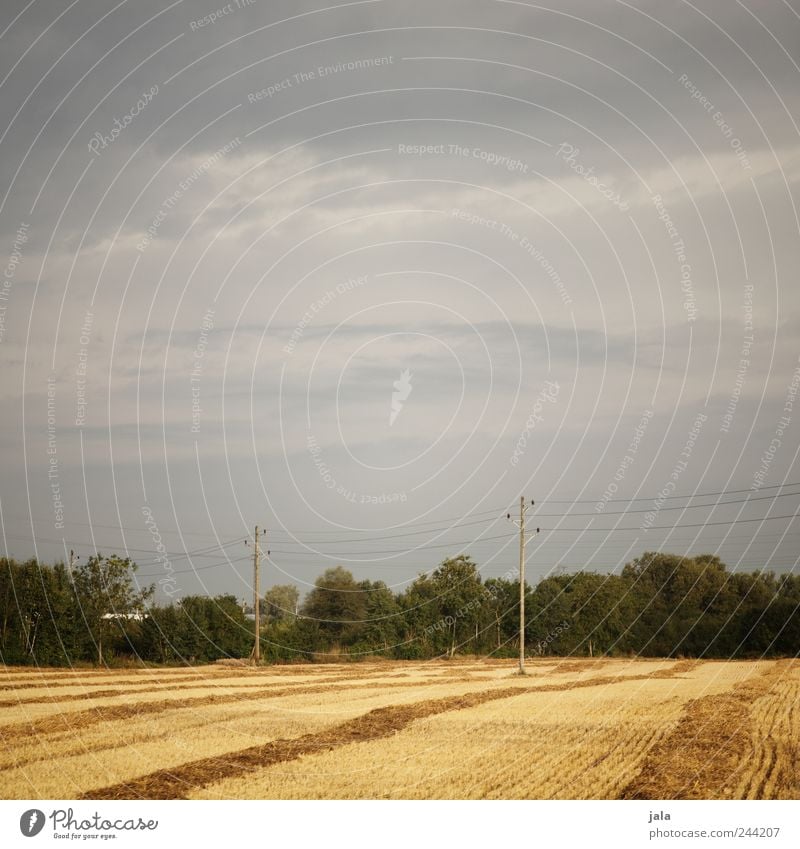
top-left (518, 496), bottom-right (526, 674)
top-left (508, 498), bottom-right (539, 675)
top-left (246, 526), bottom-right (266, 663)
top-left (253, 526), bottom-right (262, 663)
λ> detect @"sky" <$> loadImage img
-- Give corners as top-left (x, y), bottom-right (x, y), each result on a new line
top-left (1, 0), bottom-right (799, 603)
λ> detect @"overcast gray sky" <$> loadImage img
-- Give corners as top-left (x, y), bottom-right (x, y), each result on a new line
top-left (1, 0), bottom-right (799, 601)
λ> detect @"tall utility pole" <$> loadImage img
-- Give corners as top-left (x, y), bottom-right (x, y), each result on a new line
top-left (518, 497), bottom-right (526, 674)
top-left (246, 526), bottom-right (266, 663)
top-left (508, 498), bottom-right (539, 675)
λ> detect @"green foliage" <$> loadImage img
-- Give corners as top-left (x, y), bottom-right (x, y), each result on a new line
top-left (356, 580), bottom-right (401, 655)
top-left (2, 551), bottom-right (798, 665)
top-left (300, 566), bottom-right (367, 648)
top-left (71, 554), bottom-right (154, 664)
top-left (137, 595), bottom-right (251, 663)
top-left (263, 584), bottom-right (300, 623)
top-left (0, 555), bottom-right (153, 666)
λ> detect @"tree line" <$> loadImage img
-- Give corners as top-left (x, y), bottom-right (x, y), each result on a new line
top-left (1, 551), bottom-right (798, 666)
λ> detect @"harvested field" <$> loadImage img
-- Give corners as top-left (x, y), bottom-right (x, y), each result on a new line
top-left (0, 659), bottom-right (796, 800)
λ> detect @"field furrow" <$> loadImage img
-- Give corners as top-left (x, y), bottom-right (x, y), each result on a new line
top-left (83, 685), bottom-right (532, 799)
top-left (0, 672), bottom-right (545, 798)
top-left (734, 674), bottom-right (800, 800)
top-left (1, 659), bottom-right (795, 800)
top-left (621, 660), bottom-right (798, 799)
top-left (191, 660), bottom-right (727, 799)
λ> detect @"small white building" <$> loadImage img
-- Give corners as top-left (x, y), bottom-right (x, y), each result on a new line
top-left (101, 612), bottom-right (148, 621)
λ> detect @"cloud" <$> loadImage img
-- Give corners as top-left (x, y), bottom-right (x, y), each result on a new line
top-left (3, 0), bottom-right (799, 586)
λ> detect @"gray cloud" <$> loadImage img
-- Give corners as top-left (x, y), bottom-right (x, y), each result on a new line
top-left (2, 0), bottom-right (799, 594)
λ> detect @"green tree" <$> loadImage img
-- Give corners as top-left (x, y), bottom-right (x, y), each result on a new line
top-left (428, 555), bottom-right (486, 657)
top-left (539, 572), bottom-right (627, 656)
top-left (356, 580), bottom-right (401, 656)
top-left (264, 584), bottom-right (300, 623)
top-left (138, 603), bottom-right (181, 663)
top-left (397, 572), bottom-right (442, 658)
top-left (71, 554), bottom-right (153, 665)
top-left (619, 552), bottom-right (685, 655)
top-left (205, 594), bottom-right (251, 659)
top-left (301, 566), bottom-right (366, 650)
top-left (483, 577), bottom-right (518, 654)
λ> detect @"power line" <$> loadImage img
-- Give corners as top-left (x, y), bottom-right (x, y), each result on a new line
top-left (255, 491), bottom-right (800, 545)
top-left (538, 512), bottom-right (800, 532)
top-left (160, 538), bottom-right (245, 562)
top-left (265, 492), bottom-right (800, 543)
top-left (1, 534), bottom-right (246, 562)
top-left (1, 516), bottom-right (246, 540)
top-left (264, 512), bottom-right (800, 556)
top-left (268, 531), bottom-right (518, 557)
top-left (534, 490), bottom-right (800, 517)
top-left (267, 515), bottom-right (501, 544)
top-left (1, 507), bottom-right (512, 548)
top-left (8, 482), bottom-right (800, 549)
top-left (134, 554), bottom-right (252, 578)
top-left (132, 518), bottom-right (800, 578)
top-left (10, 485), bottom-right (800, 580)
top-left (265, 507), bottom-right (511, 536)
top-left (539, 481), bottom-right (800, 504)
top-left (71, 510), bottom-right (800, 576)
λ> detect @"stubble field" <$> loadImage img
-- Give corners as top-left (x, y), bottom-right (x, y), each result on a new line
top-left (1, 657), bottom-right (797, 800)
